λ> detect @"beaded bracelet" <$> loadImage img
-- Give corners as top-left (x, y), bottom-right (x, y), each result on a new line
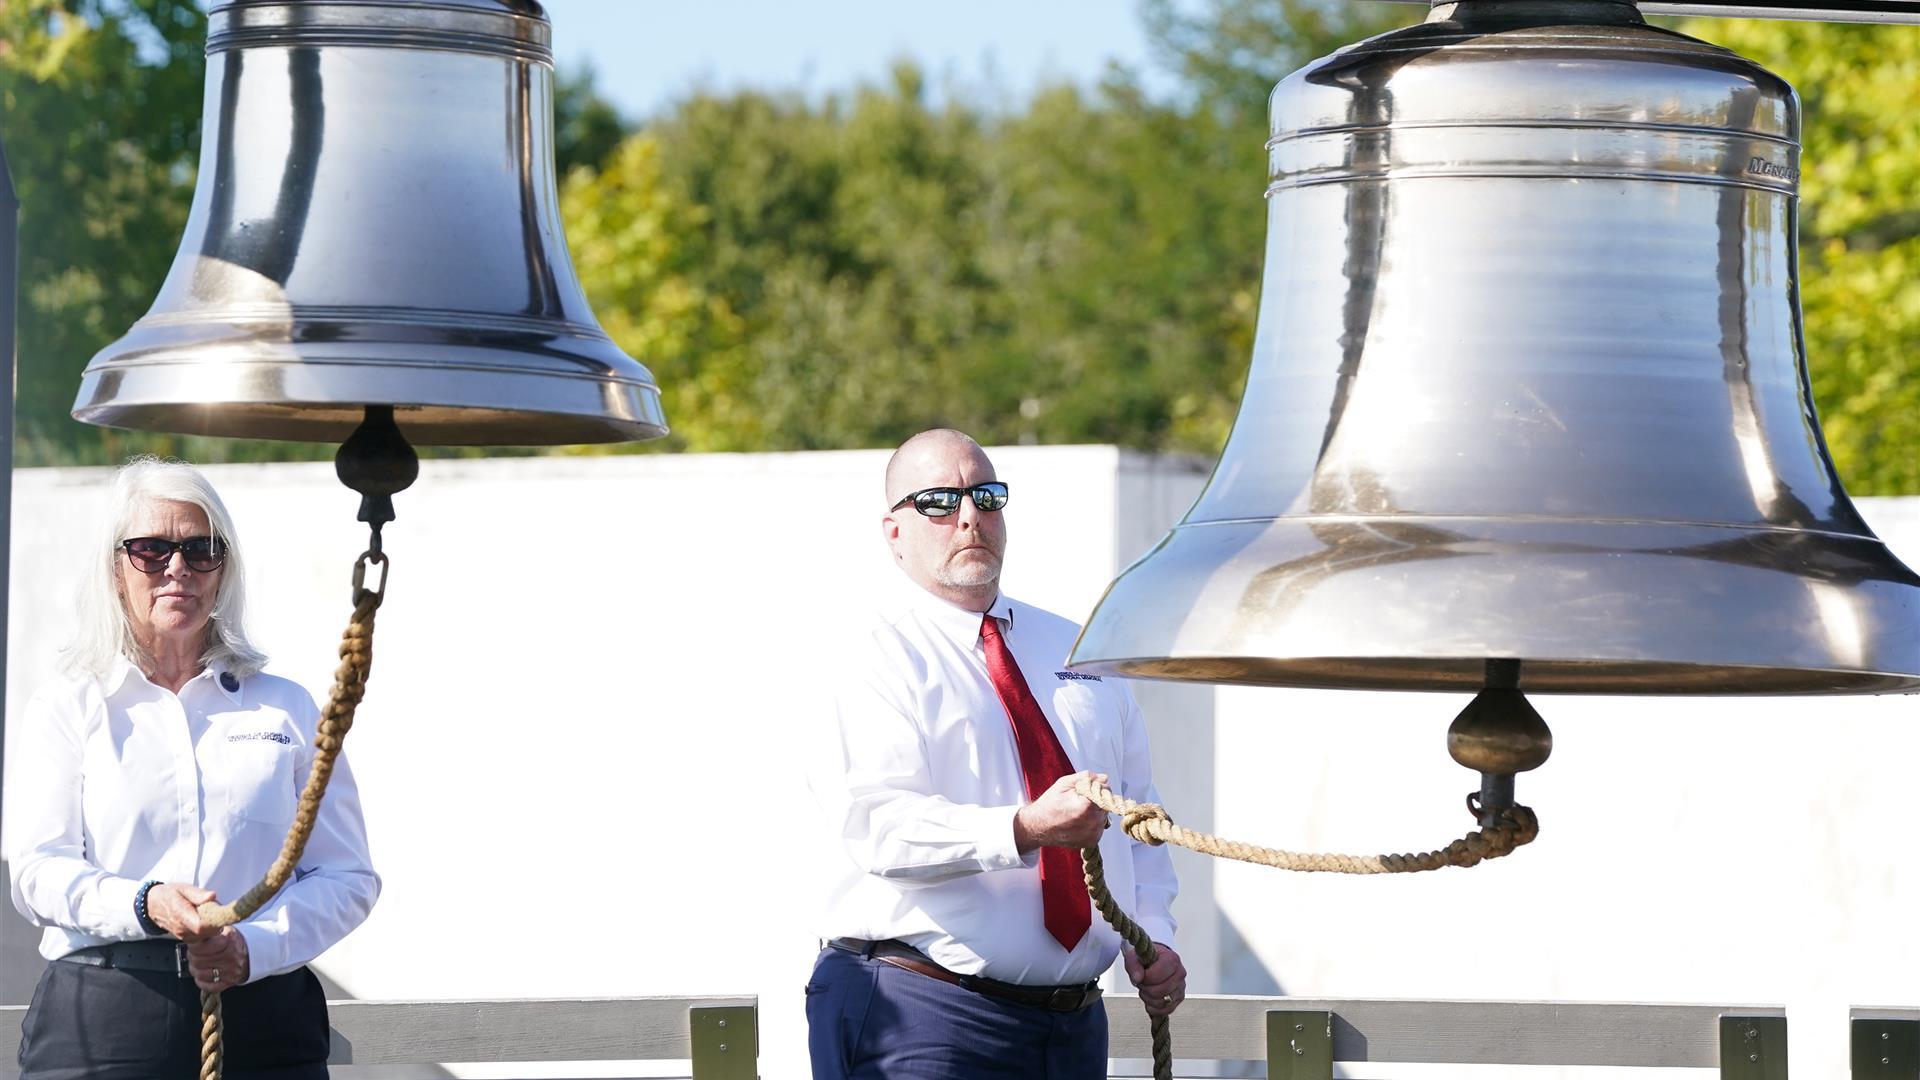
top-left (134, 880), bottom-right (165, 936)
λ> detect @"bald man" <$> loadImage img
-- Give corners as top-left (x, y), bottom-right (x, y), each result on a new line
top-left (806, 429), bottom-right (1184, 1078)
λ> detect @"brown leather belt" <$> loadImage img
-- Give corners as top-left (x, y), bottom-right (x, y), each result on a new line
top-left (829, 937), bottom-right (1102, 1012)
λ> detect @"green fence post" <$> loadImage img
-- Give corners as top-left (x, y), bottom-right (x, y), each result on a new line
top-left (1268, 1009), bottom-right (1334, 1080)
top-left (1722, 1015), bottom-right (1788, 1080)
top-left (689, 1005), bottom-right (757, 1080)
top-left (1853, 1018), bottom-right (1920, 1079)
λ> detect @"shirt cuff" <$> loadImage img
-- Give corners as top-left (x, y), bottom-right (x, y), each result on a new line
top-left (976, 803), bottom-right (1028, 871)
top-left (102, 876), bottom-right (148, 939)
top-left (234, 922), bottom-right (285, 985)
top-left (1136, 918), bottom-right (1177, 952)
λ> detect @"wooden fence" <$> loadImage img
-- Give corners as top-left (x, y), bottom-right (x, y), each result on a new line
top-left (3, 995), bottom-right (1916, 1076)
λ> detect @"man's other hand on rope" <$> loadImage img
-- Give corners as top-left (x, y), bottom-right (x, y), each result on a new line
top-left (1125, 943), bottom-right (1187, 1018)
top-left (1012, 770), bottom-right (1110, 853)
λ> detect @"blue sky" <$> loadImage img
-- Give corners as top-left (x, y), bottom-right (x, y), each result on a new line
top-left (537, 1), bottom-right (1167, 120)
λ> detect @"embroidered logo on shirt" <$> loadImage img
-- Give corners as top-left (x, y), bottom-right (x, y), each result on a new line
top-left (228, 731), bottom-right (292, 745)
top-left (1054, 671), bottom-right (1103, 681)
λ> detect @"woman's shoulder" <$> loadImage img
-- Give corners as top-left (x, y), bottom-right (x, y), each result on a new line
top-left (27, 666), bottom-right (109, 708)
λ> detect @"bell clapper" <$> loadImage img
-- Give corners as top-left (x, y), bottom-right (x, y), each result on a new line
top-left (1449, 658), bottom-right (1553, 828)
top-left (334, 405), bottom-right (420, 564)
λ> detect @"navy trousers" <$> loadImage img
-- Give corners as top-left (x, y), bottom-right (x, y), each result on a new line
top-left (805, 946), bottom-right (1108, 1079)
top-left (17, 959), bottom-right (331, 1080)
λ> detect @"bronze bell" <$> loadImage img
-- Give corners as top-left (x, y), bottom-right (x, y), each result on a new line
top-left (71, 0), bottom-right (666, 446)
top-left (1072, 0), bottom-right (1920, 695)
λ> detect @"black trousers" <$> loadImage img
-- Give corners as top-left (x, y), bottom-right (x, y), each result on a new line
top-left (18, 959), bottom-right (331, 1080)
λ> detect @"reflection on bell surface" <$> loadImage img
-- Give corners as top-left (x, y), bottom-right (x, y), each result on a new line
top-left (1071, 0), bottom-right (1920, 694)
top-left (71, 0), bottom-right (668, 446)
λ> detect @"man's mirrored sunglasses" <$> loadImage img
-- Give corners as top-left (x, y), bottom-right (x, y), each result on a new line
top-left (121, 536), bottom-right (228, 574)
top-left (891, 482), bottom-right (1010, 517)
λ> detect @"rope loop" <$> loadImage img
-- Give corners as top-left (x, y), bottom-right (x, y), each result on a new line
top-left (1120, 803), bottom-right (1171, 844)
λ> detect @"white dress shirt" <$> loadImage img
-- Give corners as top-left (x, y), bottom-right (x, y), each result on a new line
top-left (811, 577), bottom-right (1178, 986)
top-left (5, 658), bottom-right (380, 983)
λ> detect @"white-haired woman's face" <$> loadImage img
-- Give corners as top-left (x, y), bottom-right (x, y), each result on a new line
top-left (117, 499), bottom-right (223, 653)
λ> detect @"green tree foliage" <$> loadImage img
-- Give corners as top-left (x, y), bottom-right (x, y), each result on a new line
top-left (2, 0), bottom-right (213, 465)
top-left (559, 134), bottom-right (747, 452)
top-left (10, 1), bottom-right (1920, 492)
top-left (1679, 18), bottom-right (1920, 494)
top-left (554, 62), bottom-right (628, 179)
top-left (1142, 0), bottom-right (1412, 122)
top-left (586, 1), bottom-right (1408, 455)
top-left (633, 68), bottom-right (1012, 449)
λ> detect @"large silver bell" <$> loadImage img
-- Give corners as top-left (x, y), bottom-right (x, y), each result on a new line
top-left (1072, 0), bottom-right (1920, 694)
top-left (72, 0), bottom-right (666, 446)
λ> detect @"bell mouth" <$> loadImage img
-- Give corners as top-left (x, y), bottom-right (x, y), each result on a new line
top-left (1078, 655), bottom-right (1920, 695)
top-left (73, 314), bottom-right (667, 445)
top-left (1069, 516), bottom-right (1920, 695)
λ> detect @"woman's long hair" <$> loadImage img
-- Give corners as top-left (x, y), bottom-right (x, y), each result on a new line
top-left (61, 456), bottom-right (268, 681)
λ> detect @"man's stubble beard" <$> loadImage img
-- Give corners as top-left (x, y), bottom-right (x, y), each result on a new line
top-left (934, 548), bottom-right (1002, 591)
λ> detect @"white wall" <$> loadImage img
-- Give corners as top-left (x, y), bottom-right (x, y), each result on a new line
top-left (5, 453), bottom-right (1916, 1078)
top-left (2, 447), bottom-right (1211, 1078)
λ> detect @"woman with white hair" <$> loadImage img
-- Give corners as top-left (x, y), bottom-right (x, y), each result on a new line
top-left (5, 457), bottom-right (380, 1079)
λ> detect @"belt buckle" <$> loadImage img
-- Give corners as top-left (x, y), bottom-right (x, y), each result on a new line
top-left (173, 942), bottom-right (190, 980)
top-left (1048, 987), bottom-right (1080, 1011)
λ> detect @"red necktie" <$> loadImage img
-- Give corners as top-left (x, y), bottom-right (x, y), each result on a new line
top-left (980, 612), bottom-right (1092, 952)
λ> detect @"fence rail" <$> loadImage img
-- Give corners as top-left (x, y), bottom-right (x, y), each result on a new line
top-left (4, 995), bottom-right (1917, 1076)
top-left (1110, 997), bottom-right (1780, 1069)
top-left (0, 995), bottom-right (758, 1079)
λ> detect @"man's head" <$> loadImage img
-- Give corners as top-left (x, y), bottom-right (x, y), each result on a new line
top-left (883, 429), bottom-right (1008, 612)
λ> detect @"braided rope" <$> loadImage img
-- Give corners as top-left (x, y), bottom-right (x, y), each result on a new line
top-left (1074, 774), bottom-right (1538, 1080)
top-left (1081, 844), bottom-right (1172, 1080)
top-left (198, 559), bottom-right (385, 1080)
top-left (1075, 776), bottom-right (1538, 875)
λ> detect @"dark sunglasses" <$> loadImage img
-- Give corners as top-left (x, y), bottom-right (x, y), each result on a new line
top-left (121, 536), bottom-right (228, 574)
top-left (890, 482), bottom-right (1010, 517)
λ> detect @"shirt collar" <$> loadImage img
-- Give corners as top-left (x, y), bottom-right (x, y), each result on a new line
top-left (104, 655), bottom-right (243, 704)
top-left (104, 656), bottom-right (136, 696)
top-left (891, 572), bottom-right (1017, 642)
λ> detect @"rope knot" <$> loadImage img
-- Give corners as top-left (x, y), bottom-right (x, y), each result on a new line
top-left (1120, 803), bottom-right (1172, 845)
